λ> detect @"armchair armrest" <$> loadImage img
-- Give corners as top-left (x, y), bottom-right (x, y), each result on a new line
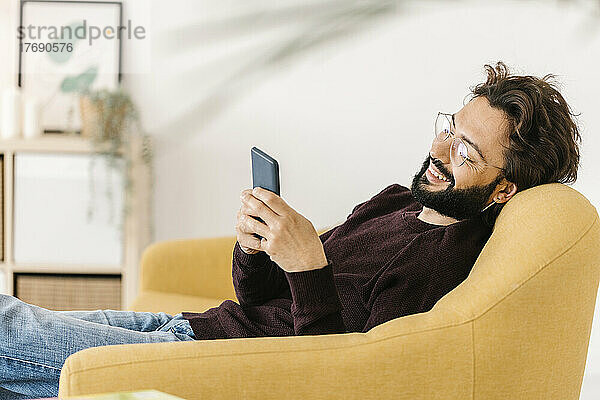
top-left (59, 309), bottom-right (473, 400)
top-left (137, 236), bottom-right (238, 300)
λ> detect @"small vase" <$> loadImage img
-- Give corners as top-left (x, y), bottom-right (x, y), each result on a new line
top-left (79, 95), bottom-right (127, 141)
top-left (23, 97), bottom-right (42, 139)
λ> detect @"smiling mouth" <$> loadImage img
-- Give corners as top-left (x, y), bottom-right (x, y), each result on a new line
top-left (426, 162), bottom-right (451, 184)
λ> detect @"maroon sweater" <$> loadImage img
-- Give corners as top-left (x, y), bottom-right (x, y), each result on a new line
top-left (182, 184), bottom-right (492, 339)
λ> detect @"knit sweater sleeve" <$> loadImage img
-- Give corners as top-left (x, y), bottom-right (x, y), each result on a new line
top-left (232, 241), bottom-right (291, 307)
top-left (277, 195), bottom-right (373, 335)
top-left (232, 227), bottom-right (339, 307)
top-left (284, 261), bottom-right (345, 335)
top-left (231, 191), bottom-right (369, 315)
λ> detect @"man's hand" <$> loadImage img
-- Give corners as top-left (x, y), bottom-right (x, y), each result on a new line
top-left (235, 187), bottom-right (328, 273)
top-left (235, 189), bottom-right (262, 255)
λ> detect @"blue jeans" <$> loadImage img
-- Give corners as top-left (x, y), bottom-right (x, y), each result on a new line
top-left (0, 294), bottom-right (196, 399)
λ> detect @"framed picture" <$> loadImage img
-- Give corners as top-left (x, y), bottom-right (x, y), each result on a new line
top-left (18, 0), bottom-right (122, 134)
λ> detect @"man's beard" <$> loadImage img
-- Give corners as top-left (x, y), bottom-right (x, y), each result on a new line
top-left (410, 155), bottom-right (503, 221)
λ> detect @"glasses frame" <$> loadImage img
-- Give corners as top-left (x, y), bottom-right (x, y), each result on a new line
top-left (434, 112), bottom-right (505, 172)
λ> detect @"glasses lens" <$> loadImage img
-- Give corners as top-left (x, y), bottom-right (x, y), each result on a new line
top-left (450, 138), bottom-right (469, 166)
top-left (434, 114), bottom-right (451, 141)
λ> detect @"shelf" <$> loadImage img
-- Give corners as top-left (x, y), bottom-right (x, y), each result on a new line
top-left (0, 135), bottom-right (123, 154)
top-left (0, 133), bottom-right (151, 308)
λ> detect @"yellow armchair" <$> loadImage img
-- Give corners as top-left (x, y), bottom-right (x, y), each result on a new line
top-left (59, 183), bottom-right (600, 400)
top-left (129, 236), bottom-right (239, 315)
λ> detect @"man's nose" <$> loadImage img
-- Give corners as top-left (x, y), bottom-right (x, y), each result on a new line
top-left (430, 139), bottom-right (452, 166)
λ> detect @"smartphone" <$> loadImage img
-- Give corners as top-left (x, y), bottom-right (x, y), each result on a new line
top-left (251, 147), bottom-right (280, 196)
top-left (251, 147), bottom-right (280, 240)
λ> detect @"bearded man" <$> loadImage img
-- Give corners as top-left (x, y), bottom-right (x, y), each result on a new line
top-left (0, 62), bottom-right (581, 398)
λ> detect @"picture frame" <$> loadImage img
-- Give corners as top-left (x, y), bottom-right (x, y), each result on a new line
top-left (17, 0), bottom-right (122, 134)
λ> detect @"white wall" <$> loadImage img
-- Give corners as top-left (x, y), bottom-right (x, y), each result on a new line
top-left (123, 0), bottom-right (600, 239)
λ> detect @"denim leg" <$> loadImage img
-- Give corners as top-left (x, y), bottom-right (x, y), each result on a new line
top-left (0, 295), bottom-right (195, 399)
top-left (0, 387), bottom-right (29, 400)
top-left (55, 309), bottom-right (174, 332)
top-left (55, 310), bottom-right (197, 339)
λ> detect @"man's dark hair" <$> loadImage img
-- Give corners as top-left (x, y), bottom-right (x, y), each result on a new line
top-left (469, 62), bottom-right (582, 227)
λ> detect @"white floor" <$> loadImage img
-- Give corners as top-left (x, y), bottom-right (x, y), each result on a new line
top-left (580, 374), bottom-right (600, 399)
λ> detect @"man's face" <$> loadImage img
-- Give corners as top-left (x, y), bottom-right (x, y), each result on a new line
top-left (410, 96), bottom-right (509, 220)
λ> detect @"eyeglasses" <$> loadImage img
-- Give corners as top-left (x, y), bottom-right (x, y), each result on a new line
top-left (434, 112), bottom-right (504, 172)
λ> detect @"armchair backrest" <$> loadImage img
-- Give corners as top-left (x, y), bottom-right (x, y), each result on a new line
top-left (432, 183), bottom-right (600, 398)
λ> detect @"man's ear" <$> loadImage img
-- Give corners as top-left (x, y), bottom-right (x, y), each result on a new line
top-left (494, 179), bottom-right (518, 204)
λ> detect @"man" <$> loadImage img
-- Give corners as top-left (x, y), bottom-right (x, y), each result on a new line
top-left (0, 62), bottom-right (581, 398)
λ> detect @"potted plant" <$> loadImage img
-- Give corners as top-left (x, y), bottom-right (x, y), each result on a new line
top-left (79, 88), bottom-right (153, 235)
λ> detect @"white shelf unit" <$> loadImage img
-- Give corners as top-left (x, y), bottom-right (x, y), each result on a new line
top-left (0, 135), bottom-right (152, 309)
